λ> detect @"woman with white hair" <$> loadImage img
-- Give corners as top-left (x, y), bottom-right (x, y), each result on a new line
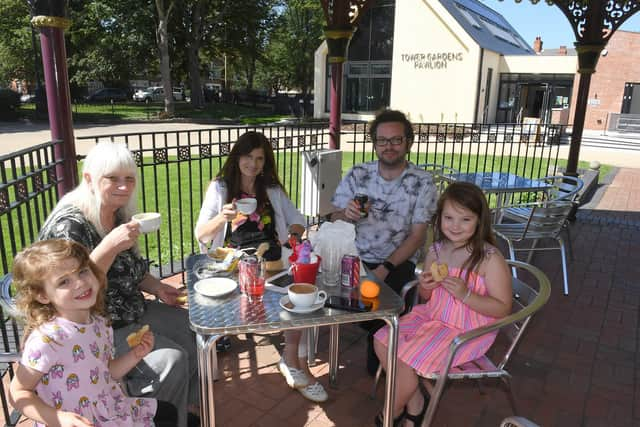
top-left (38, 142), bottom-right (199, 427)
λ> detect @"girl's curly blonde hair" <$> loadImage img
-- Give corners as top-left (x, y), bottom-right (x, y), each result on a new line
top-left (12, 239), bottom-right (108, 343)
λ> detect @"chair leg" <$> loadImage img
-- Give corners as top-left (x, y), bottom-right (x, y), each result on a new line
top-left (422, 376), bottom-right (447, 427)
top-left (564, 226), bottom-right (574, 261)
top-left (370, 364), bottom-right (383, 399)
top-left (525, 239), bottom-right (538, 264)
top-left (501, 375), bottom-right (518, 415)
top-left (558, 238), bottom-right (569, 295)
top-left (505, 240), bottom-right (518, 278)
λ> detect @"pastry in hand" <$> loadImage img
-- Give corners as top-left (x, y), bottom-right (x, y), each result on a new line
top-left (430, 262), bottom-right (449, 282)
top-left (126, 325), bottom-right (150, 348)
top-left (175, 292), bottom-right (187, 304)
top-left (208, 246), bottom-right (235, 260)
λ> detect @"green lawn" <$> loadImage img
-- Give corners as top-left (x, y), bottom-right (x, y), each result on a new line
top-left (1, 151), bottom-right (612, 276)
top-left (18, 101), bottom-right (289, 125)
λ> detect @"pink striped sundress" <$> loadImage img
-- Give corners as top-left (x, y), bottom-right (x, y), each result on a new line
top-left (374, 249), bottom-right (499, 376)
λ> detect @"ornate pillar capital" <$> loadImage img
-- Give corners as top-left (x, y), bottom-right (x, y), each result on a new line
top-left (574, 42), bottom-right (607, 74)
top-left (324, 26), bottom-right (354, 64)
top-left (30, 0), bottom-right (71, 30)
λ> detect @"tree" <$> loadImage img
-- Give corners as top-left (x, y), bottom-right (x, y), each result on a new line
top-left (154, 0), bottom-right (176, 115)
top-left (0, 0), bottom-right (36, 87)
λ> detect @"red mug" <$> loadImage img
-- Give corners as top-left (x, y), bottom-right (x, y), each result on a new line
top-left (289, 255), bottom-right (321, 285)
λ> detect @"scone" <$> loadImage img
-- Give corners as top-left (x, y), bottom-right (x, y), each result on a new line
top-left (208, 247), bottom-right (235, 261)
top-left (430, 262), bottom-right (449, 282)
top-left (126, 325), bottom-right (150, 348)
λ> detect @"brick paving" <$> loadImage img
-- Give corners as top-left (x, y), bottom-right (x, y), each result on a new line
top-left (4, 168), bottom-right (640, 427)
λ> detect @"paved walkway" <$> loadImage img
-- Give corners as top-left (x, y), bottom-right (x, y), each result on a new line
top-left (4, 168), bottom-right (640, 427)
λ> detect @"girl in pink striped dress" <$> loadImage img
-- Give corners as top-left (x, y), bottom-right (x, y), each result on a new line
top-left (374, 182), bottom-right (512, 427)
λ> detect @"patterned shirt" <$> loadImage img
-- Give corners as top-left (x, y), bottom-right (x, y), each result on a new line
top-left (331, 161), bottom-right (437, 263)
top-left (22, 316), bottom-right (156, 426)
top-left (38, 205), bottom-right (148, 329)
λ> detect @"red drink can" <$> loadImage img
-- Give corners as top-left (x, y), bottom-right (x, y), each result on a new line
top-left (341, 255), bottom-right (360, 288)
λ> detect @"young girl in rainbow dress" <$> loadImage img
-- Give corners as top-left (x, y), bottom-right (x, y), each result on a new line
top-left (9, 239), bottom-right (177, 427)
top-left (374, 182), bottom-right (512, 427)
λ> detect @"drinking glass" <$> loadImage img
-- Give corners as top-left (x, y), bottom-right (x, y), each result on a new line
top-left (238, 257), bottom-right (265, 302)
top-left (321, 247), bottom-right (341, 286)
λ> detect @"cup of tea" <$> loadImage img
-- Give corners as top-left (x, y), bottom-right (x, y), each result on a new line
top-left (236, 198), bottom-right (257, 215)
top-left (132, 212), bottom-right (161, 233)
top-left (287, 283), bottom-right (327, 308)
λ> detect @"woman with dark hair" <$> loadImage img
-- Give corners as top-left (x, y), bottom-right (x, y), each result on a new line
top-left (195, 131), bottom-right (328, 402)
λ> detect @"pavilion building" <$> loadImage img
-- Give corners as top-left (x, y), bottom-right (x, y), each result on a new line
top-left (313, 0), bottom-right (640, 131)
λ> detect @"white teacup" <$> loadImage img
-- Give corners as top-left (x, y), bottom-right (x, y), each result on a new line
top-left (287, 283), bottom-right (327, 308)
top-left (132, 212), bottom-right (161, 233)
top-left (236, 198), bottom-right (257, 215)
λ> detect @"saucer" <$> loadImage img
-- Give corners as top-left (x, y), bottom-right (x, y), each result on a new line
top-left (279, 295), bottom-right (324, 314)
top-left (194, 278), bottom-right (238, 298)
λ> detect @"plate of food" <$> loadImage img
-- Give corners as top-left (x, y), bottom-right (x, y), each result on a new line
top-left (194, 277), bottom-right (238, 298)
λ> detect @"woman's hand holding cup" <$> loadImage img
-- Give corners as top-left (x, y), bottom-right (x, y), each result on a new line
top-left (105, 221), bottom-right (140, 253)
top-left (221, 203), bottom-right (237, 221)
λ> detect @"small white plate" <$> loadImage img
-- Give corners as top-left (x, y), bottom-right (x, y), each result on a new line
top-left (279, 295), bottom-right (324, 314)
top-left (194, 278), bottom-right (238, 298)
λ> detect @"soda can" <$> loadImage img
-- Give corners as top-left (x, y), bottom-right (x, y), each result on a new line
top-left (354, 193), bottom-right (368, 218)
top-left (341, 255), bottom-right (360, 288)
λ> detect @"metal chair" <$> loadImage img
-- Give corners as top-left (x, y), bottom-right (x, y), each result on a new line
top-left (371, 260), bottom-right (551, 427)
top-left (501, 175), bottom-right (583, 223)
top-left (417, 163), bottom-right (458, 193)
top-left (0, 274), bottom-right (22, 426)
top-left (493, 200), bottom-right (575, 295)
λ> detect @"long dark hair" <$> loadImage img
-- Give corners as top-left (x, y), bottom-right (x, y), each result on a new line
top-left (433, 182), bottom-right (495, 281)
top-left (217, 131), bottom-right (286, 208)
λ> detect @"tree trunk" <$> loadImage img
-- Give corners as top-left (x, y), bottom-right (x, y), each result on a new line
top-left (155, 0), bottom-right (175, 115)
top-left (188, 0), bottom-right (206, 109)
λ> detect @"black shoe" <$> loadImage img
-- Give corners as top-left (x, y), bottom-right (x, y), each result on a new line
top-left (216, 336), bottom-right (231, 352)
top-left (374, 408), bottom-right (406, 427)
top-left (404, 392), bottom-right (430, 427)
top-left (187, 413), bottom-right (201, 427)
top-left (366, 332), bottom-right (380, 376)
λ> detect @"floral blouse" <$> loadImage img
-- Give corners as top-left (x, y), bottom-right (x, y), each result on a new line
top-left (38, 205), bottom-right (148, 329)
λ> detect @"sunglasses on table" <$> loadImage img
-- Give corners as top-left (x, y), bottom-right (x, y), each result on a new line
top-left (374, 136), bottom-right (406, 146)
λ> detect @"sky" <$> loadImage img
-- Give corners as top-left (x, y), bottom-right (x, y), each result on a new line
top-left (480, 0), bottom-right (640, 49)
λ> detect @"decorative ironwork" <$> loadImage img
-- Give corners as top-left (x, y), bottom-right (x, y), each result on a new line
top-left (285, 137), bottom-right (294, 148)
top-left (419, 133), bottom-right (429, 143)
top-left (0, 189), bottom-right (8, 214)
top-left (310, 135), bottom-right (318, 145)
top-left (321, 0), bottom-right (374, 25)
top-left (454, 134), bottom-right (464, 144)
top-left (270, 138), bottom-right (279, 150)
top-left (551, 0), bottom-right (640, 42)
top-left (33, 172), bottom-right (44, 191)
top-left (220, 142), bottom-right (230, 155)
top-left (16, 180), bottom-right (28, 202)
top-left (133, 151), bottom-right (143, 167)
top-left (436, 133), bottom-right (446, 144)
top-left (488, 134), bottom-right (498, 144)
top-left (200, 144), bottom-right (211, 158)
top-left (504, 134), bottom-right (514, 144)
top-left (521, 134), bottom-right (530, 144)
top-left (471, 133), bottom-right (481, 143)
top-left (298, 136), bottom-right (306, 147)
top-left (153, 148), bottom-right (168, 164)
top-left (31, 15), bottom-right (71, 30)
top-left (178, 147), bottom-right (191, 161)
top-left (47, 167), bottom-right (56, 183)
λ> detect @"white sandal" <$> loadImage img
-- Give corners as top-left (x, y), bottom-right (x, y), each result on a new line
top-left (278, 358), bottom-right (309, 389)
top-left (297, 381), bottom-right (328, 403)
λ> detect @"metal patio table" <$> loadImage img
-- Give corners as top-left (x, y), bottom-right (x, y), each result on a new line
top-left (442, 171), bottom-right (552, 217)
top-left (186, 254), bottom-right (404, 427)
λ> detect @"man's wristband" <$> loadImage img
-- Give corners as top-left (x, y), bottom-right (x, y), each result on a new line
top-left (382, 260), bottom-right (396, 272)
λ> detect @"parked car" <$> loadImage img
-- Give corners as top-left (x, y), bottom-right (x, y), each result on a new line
top-left (172, 87), bottom-right (184, 101)
top-left (85, 88), bottom-right (129, 103)
top-left (133, 86), bottom-right (164, 102)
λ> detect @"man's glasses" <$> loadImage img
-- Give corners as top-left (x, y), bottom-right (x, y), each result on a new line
top-left (374, 136), bottom-right (406, 147)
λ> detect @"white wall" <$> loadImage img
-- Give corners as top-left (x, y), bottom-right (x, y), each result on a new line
top-left (500, 55), bottom-right (577, 74)
top-left (390, 0), bottom-right (481, 123)
top-left (478, 50), bottom-right (502, 123)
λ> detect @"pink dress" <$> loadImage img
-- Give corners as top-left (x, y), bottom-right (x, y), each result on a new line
top-left (21, 315), bottom-right (157, 427)
top-left (374, 246), bottom-right (499, 376)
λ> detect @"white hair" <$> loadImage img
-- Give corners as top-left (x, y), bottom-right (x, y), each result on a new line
top-left (54, 142), bottom-right (139, 237)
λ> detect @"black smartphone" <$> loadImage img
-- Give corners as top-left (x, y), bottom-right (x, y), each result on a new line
top-left (325, 296), bottom-right (373, 312)
top-left (268, 272), bottom-right (294, 288)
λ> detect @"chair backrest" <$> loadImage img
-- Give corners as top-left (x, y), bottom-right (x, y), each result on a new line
top-left (522, 200), bottom-right (574, 239)
top-left (497, 260), bottom-right (551, 370)
top-left (418, 163), bottom-right (458, 192)
top-left (540, 175), bottom-right (583, 202)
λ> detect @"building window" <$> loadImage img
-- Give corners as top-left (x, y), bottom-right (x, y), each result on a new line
top-left (328, 1), bottom-right (394, 113)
